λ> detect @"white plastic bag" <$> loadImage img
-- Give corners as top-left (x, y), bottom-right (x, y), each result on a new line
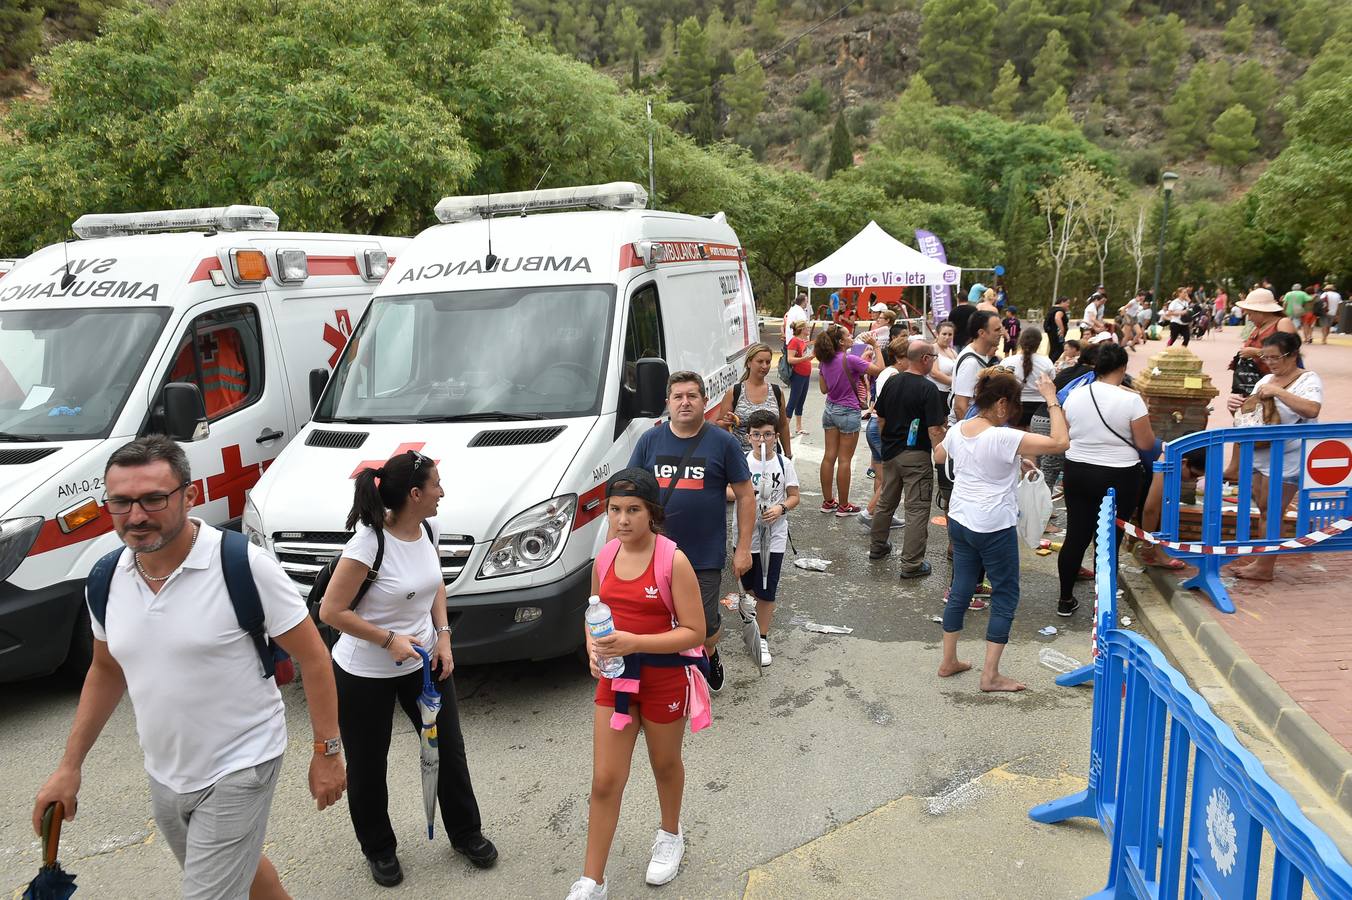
top-left (1015, 471), bottom-right (1052, 549)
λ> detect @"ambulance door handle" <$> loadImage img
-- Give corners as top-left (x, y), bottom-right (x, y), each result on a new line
top-left (256, 428), bottom-right (284, 444)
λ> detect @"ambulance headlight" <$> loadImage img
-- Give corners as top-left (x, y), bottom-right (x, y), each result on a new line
top-left (242, 498), bottom-right (267, 549)
top-left (0, 516), bottom-right (44, 583)
top-left (478, 495), bottom-right (576, 579)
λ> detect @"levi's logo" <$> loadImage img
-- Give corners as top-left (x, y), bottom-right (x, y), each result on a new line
top-left (645, 586), bottom-right (659, 599)
top-left (653, 455), bottom-right (707, 491)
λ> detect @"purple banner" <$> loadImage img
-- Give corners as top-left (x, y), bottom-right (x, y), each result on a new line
top-left (914, 229), bottom-right (953, 322)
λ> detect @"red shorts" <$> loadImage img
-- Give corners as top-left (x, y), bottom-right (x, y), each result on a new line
top-left (1302, 312), bottom-right (1317, 325)
top-left (595, 667), bottom-right (688, 724)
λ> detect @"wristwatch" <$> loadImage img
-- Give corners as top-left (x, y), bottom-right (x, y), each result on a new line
top-left (313, 737), bottom-right (341, 757)
top-left (436, 624), bottom-right (453, 637)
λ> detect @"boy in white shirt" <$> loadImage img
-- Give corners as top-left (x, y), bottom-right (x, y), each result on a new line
top-left (738, 410), bottom-right (801, 666)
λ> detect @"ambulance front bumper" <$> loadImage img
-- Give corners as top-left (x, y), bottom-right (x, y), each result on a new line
top-left (0, 578), bottom-right (84, 681)
top-left (446, 563), bottom-right (592, 666)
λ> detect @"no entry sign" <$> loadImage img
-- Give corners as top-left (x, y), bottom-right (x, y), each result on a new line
top-left (1303, 438), bottom-right (1352, 488)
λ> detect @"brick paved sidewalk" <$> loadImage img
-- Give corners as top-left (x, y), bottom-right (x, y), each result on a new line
top-left (1164, 552), bottom-right (1352, 754)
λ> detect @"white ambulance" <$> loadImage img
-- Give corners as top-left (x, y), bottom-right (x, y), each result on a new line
top-left (246, 182), bottom-right (756, 665)
top-left (0, 207), bottom-right (408, 680)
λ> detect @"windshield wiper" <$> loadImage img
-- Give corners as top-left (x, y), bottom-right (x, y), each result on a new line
top-left (0, 432), bottom-right (45, 443)
top-left (422, 412), bottom-right (547, 422)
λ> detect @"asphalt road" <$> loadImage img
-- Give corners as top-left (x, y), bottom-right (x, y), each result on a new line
top-left (1, 384), bottom-right (1109, 899)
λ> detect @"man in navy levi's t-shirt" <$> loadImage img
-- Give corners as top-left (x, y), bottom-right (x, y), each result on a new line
top-left (627, 370), bottom-right (753, 692)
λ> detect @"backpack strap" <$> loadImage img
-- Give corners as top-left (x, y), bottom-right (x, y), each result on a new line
top-left (732, 381), bottom-right (741, 408)
top-left (219, 529), bottom-right (277, 679)
top-left (653, 535), bottom-right (677, 619)
top-left (85, 546), bottom-right (125, 630)
top-left (772, 383), bottom-right (783, 408)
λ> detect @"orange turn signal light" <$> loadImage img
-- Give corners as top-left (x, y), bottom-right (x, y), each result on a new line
top-left (231, 249), bottom-right (270, 282)
top-left (58, 499), bottom-right (101, 534)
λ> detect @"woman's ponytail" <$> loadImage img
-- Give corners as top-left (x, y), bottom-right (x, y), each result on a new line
top-left (347, 467), bottom-right (386, 530)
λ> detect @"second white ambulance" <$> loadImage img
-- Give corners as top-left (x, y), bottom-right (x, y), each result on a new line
top-left (246, 182), bottom-right (756, 664)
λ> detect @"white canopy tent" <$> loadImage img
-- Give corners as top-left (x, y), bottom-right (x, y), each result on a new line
top-left (794, 221), bottom-right (961, 326)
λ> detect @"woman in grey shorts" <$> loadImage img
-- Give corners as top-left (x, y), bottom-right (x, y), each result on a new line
top-left (814, 324), bottom-right (885, 517)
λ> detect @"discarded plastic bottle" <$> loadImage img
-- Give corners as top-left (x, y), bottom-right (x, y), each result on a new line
top-left (1038, 647), bottom-right (1083, 674)
top-left (585, 595), bottom-right (626, 678)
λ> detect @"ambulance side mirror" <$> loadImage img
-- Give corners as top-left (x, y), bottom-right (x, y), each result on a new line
top-left (309, 368), bottom-right (329, 410)
top-left (159, 382), bottom-right (209, 443)
top-left (632, 357), bottom-right (669, 418)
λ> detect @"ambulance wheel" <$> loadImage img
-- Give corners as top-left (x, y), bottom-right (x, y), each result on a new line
top-left (61, 605), bottom-right (95, 682)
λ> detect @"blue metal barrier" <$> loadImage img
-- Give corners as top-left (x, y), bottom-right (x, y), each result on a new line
top-left (1157, 422), bottom-right (1352, 613)
top-left (1030, 490), bottom-right (1352, 898)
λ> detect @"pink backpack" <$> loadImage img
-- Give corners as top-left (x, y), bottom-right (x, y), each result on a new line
top-left (595, 536), bottom-right (712, 733)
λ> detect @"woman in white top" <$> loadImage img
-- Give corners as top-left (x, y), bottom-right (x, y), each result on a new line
top-left (928, 320), bottom-right (957, 395)
top-left (999, 326), bottom-right (1055, 429)
top-left (933, 368), bottom-right (1067, 692)
top-left (1164, 288), bottom-right (1191, 347)
top-left (321, 449), bottom-right (496, 886)
top-left (1232, 332), bottom-right (1323, 582)
top-left (1058, 344), bottom-right (1155, 617)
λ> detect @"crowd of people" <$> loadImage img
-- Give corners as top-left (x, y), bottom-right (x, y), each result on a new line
top-left (24, 277), bottom-right (1334, 900)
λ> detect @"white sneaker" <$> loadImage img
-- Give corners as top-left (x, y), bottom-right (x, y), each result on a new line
top-left (759, 637), bottom-right (772, 667)
top-left (890, 515), bottom-right (905, 529)
top-left (646, 827), bottom-right (685, 885)
top-left (857, 509), bottom-right (873, 524)
top-left (566, 876), bottom-right (607, 899)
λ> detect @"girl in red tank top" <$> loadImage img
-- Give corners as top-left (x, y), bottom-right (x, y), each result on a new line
top-left (569, 469), bottom-right (705, 900)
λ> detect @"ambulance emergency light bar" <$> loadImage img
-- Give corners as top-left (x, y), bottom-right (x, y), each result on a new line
top-left (434, 182), bottom-right (648, 224)
top-left (71, 205), bottom-right (280, 240)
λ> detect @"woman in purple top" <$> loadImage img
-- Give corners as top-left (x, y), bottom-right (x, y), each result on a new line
top-left (814, 324), bottom-right (885, 516)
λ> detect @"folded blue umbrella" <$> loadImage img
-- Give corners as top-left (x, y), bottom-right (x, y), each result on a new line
top-left (25, 803), bottom-right (76, 899)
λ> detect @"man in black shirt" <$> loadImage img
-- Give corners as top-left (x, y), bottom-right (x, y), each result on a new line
top-left (1044, 296), bottom-right (1070, 362)
top-left (869, 340), bottom-right (949, 578)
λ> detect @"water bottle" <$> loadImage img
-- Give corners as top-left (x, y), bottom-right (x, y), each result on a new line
top-left (906, 418), bottom-right (920, 447)
top-left (585, 595), bottom-right (625, 678)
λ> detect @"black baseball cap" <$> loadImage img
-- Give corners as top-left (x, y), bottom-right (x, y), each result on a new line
top-left (606, 467), bottom-right (660, 505)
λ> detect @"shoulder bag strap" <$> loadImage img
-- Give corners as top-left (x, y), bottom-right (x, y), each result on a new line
top-left (1088, 384), bottom-right (1138, 452)
top-left (659, 424), bottom-right (707, 508)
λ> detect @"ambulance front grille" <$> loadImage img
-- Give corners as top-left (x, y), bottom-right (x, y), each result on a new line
top-left (272, 531), bottom-right (475, 591)
top-left (467, 426), bottom-right (565, 448)
top-left (0, 447), bottom-right (60, 464)
top-left (305, 430), bottom-right (369, 449)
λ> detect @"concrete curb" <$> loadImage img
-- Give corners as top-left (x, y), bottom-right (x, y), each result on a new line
top-left (1121, 565), bottom-right (1352, 819)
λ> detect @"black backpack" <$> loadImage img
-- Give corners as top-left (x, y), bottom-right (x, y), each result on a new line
top-left (86, 528), bottom-right (294, 683)
top-left (306, 521), bottom-right (434, 649)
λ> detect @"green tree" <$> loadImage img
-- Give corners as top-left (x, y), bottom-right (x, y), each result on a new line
top-left (0, 0), bottom-right (45, 95)
top-left (918, 0), bottom-right (997, 102)
top-left (876, 73), bottom-right (937, 152)
top-left (1222, 3), bottom-right (1255, 53)
top-left (1041, 86), bottom-right (1076, 131)
top-left (1028, 29), bottom-right (1070, 108)
top-left (1147, 14), bottom-right (1187, 91)
top-left (751, 0), bottom-right (779, 51)
top-left (1230, 60), bottom-right (1279, 140)
top-left (724, 48), bottom-right (766, 143)
top-left (613, 6), bottom-right (645, 75)
top-left (1208, 104), bottom-right (1258, 175)
top-left (827, 111), bottom-right (853, 177)
top-left (997, 0), bottom-right (1060, 74)
top-left (667, 16), bottom-right (715, 142)
top-left (1281, 0), bottom-right (1332, 57)
top-left (990, 60), bottom-right (1021, 119)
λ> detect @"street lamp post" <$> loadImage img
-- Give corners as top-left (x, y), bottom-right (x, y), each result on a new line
top-left (1149, 170), bottom-right (1180, 336)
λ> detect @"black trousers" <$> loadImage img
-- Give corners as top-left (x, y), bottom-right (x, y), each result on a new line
top-left (333, 662), bottom-right (483, 859)
top-left (1167, 322), bottom-right (1190, 346)
top-left (1057, 459), bottom-right (1143, 602)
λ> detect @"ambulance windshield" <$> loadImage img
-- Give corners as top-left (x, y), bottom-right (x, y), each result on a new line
top-left (0, 307), bottom-right (170, 440)
top-left (317, 285), bottom-right (615, 423)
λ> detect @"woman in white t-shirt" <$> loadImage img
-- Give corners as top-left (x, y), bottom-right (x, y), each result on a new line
top-left (928, 320), bottom-right (957, 396)
top-left (1232, 332), bottom-right (1323, 582)
top-left (320, 449), bottom-right (497, 886)
top-left (933, 367), bottom-right (1067, 693)
top-left (1058, 344), bottom-right (1154, 617)
top-left (999, 326), bottom-right (1055, 429)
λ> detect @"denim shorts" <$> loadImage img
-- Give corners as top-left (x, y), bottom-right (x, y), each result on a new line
top-left (822, 401), bottom-right (862, 434)
top-left (865, 416), bottom-right (883, 460)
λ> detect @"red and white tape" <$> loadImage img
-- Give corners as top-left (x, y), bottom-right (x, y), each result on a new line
top-left (1117, 517), bottom-right (1352, 556)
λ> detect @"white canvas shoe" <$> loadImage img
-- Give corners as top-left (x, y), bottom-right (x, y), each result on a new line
top-left (646, 827), bottom-right (685, 885)
top-left (759, 637), bottom-right (772, 667)
top-left (566, 876), bottom-right (608, 899)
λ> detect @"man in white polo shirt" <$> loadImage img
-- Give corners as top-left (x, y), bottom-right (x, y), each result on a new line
top-left (33, 436), bottom-right (345, 899)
